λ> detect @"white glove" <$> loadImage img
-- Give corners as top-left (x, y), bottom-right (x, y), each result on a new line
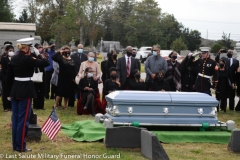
top-left (33, 47), bottom-right (40, 56)
top-left (192, 52), bottom-right (199, 57)
top-left (7, 97), bottom-right (11, 101)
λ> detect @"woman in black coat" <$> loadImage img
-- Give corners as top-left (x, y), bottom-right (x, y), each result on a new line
top-left (32, 43), bottom-right (46, 110)
top-left (1, 45), bottom-right (14, 111)
top-left (52, 46), bottom-right (75, 109)
top-left (128, 69), bottom-right (145, 90)
top-left (79, 67), bottom-right (98, 116)
top-left (216, 59), bottom-right (233, 112)
top-left (106, 50), bottom-right (118, 79)
top-left (180, 53), bottom-right (198, 92)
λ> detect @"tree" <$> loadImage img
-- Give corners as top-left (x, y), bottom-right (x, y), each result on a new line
top-left (171, 37), bottom-right (187, 53)
top-left (181, 28), bottom-right (201, 51)
top-left (105, 0), bottom-right (135, 46)
top-left (16, 9), bottom-right (29, 23)
top-left (0, 0), bottom-right (14, 22)
top-left (219, 32), bottom-right (233, 49)
top-left (158, 14), bottom-right (183, 49)
top-left (126, 0), bottom-right (161, 47)
top-left (211, 43), bottom-right (222, 54)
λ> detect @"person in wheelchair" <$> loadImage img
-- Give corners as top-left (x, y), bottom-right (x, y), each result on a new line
top-left (79, 67), bottom-right (98, 116)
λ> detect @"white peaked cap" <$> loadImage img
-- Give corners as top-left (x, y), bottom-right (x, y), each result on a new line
top-left (16, 37), bottom-right (34, 45)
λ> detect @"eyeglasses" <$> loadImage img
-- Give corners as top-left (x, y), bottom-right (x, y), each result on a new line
top-left (201, 51), bottom-right (208, 54)
top-left (152, 50), bottom-right (158, 52)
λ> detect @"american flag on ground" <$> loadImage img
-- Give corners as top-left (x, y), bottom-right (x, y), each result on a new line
top-left (41, 108), bottom-right (61, 140)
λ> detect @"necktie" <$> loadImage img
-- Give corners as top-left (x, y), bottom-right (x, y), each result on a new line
top-left (79, 53), bottom-right (81, 61)
top-left (228, 58), bottom-right (231, 67)
top-left (127, 57), bottom-right (130, 77)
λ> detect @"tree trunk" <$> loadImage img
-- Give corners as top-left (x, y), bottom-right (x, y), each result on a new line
top-left (79, 25), bottom-right (85, 45)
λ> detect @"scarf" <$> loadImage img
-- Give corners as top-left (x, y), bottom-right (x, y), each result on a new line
top-left (165, 60), bottom-right (181, 90)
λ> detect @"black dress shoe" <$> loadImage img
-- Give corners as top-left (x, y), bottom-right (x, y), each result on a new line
top-left (15, 148), bottom-right (32, 152)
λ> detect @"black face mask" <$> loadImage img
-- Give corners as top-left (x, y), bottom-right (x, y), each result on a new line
top-left (227, 53), bottom-right (232, 58)
top-left (110, 74), bottom-right (117, 80)
top-left (132, 54), bottom-right (136, 58)
top-left (219, 64), bottom-right (224, 68)
top-left (112, 55), bottom-right (117, 59)
top-left (126, 51), bottom-right (132, 57)
top-left (51, 47), bottom-right (56, 51)
top-left (63, 52), bottom-right (70, 57)
top-left (157, 76), bottom-right (164, 81)
top-left (135, 74), bottom-right (140, 79)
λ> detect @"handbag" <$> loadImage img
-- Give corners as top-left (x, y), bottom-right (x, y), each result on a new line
top-left (31, 68), bottom-right (43, 83)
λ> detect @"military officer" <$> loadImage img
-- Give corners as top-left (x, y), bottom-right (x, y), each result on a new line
top-left (6, 38), bottom-right (49, 152)
top-left (187, 48), bottom-right (218, 95)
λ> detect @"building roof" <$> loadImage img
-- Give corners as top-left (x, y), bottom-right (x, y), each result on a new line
top-left (0, 22), bottom-right (36, 31)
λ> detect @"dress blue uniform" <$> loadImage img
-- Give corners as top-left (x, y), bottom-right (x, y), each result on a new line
top-left (6, 38), bottom-right (49, 152)
top-left (187, 49), bottom-right (218, 95)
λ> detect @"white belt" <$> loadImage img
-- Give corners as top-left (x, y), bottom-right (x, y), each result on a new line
top-left (14, 77), bottom-right (31, 81)
top-left (198, 73), bottom-right (211, 79)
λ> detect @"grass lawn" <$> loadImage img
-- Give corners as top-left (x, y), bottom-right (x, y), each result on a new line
top-left (0, 98), bottom-right (240, 160)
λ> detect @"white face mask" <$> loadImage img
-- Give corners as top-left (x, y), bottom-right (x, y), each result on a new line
top-left (8, 51), bottom-right (14, 57)
top-left (87, 73), bottom-right (93, 77)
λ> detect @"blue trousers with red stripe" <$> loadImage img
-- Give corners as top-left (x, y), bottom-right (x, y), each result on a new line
top-left (11, 98), bottom-right (32, 151)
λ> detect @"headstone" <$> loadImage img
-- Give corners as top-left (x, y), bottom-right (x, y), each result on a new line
top-left (226, 120), bottom-right (235, 131)
top-left (141, 130), bottom-right (169, 160)
top-left (228, 129), bottom-right (240, 152)
top-left (105, 126), bottom-right (145, 148)
top-left (95, 113), bottom-right (104, 123)
top-left (26, 110), bottom-right (42, 141)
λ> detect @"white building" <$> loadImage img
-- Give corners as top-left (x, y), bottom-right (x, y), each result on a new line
top-left (0, 22), bottom-right (40, 54)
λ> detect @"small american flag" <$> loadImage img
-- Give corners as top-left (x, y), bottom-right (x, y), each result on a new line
top-left (41, 109), bottom-right (61, 140)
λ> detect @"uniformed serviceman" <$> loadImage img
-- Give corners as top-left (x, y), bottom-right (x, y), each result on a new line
top-left (187, 48), bottom-right (218, 95)
top-left (6, 38), bottom-right (49, 152)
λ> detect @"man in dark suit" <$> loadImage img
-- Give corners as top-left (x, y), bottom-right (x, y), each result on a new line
top-left (71, 44), bottom-right (88, 75)
top-left (116, 46), bottom-right (138, 89)
top-left (216, 49), bottom-right (239, 111)
top-left (132, 48), bottom-right (141, 71)
top-left (69, 44), bottom-right (88, 106)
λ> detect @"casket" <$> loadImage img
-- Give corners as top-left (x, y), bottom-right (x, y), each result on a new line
top-left (100, 91), bottom-right (223, 128)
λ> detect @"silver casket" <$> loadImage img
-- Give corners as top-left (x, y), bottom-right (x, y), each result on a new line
top-left (103, 91), bottom-right (220, 127)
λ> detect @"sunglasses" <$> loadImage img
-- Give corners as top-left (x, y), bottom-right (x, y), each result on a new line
top-left (201, 51), bottom-right (208, 54)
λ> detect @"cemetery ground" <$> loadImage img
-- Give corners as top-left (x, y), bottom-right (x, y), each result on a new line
top-left (0, 57), bottom-right (240, 159)
top-left (0, 99), bottom-right (240, 160)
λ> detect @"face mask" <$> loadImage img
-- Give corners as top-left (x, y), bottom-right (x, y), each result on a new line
top-left (126, 51), bottom-right (132, 57)
top-left (78, 49), bottom-right (83, 53)
top-left (87, 73), bottom-right (93, 77)
top-left (172, 55), bottom-right (177, 60)
top-left (135, 74), bottom-right (140, 79)
top-left (112, 55), bottom-right (117, 59)
top-left (152, 51), bottom-right (157, 56)
top-left (8, 51), bottom-right (14, 57)
top-left (227, 53), bottom-right (232, 58)
top-left (157, 76), bottom-right (164, 81)
top-left (88, 57), bottom-right (94, 62)
top-left (132, 54), bottom-right (136, 58)
top-left (51, 47), bottom-right (56, 51)
top-left (64, 52), bottom-right (70, 57)
top-left (110, 74), bottom-right (117, 80)
top-left (219, 63), bottom-right (224, 68)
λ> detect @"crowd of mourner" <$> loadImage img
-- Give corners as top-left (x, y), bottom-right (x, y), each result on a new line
top-left (1, 40), bottom-right (240, 118)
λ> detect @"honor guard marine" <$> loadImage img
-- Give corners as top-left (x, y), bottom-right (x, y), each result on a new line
top-left (187, 48), bottom-right (218, 95)
top-left (6, 38), bottom-right (49, 152)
